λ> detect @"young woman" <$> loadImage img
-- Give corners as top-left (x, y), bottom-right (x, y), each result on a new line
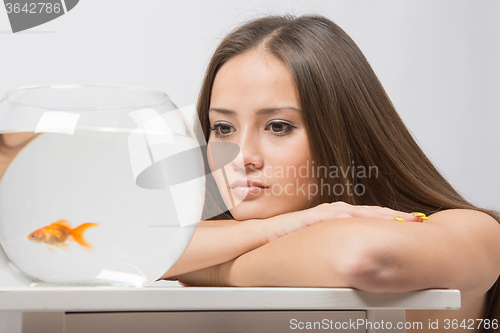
top-left (161, 15), bottom-right (500, 332)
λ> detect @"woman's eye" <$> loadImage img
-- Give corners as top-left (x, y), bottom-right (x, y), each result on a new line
top-left (271, 123), bottom-right (284, 132)
top-left (210, 123), bottom-right (234, 139)
top-left (266, 121), bottom-right (296, 137)
top-left (218, 125), bottom-right (232, 135)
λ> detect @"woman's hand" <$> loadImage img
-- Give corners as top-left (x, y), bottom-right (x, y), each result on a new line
top-left (304, 202), bottom-right (425, 224)
top-left (168, 263), bottom-right (228, 287)
top-left (265, 201), bottom-right (426, 243)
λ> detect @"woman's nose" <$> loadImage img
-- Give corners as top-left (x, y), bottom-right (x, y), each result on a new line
top-left (230, 134), bottom-right (263, 171)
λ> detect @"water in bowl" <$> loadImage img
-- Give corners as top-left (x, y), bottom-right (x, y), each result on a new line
top-left (0, 128), bottom-right (203, 287)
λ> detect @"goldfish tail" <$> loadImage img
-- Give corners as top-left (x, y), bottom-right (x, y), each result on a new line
top-left (71, 223), bottom-right (99, 248)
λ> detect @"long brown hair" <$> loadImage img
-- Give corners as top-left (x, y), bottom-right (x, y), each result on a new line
top-left (195, 14), bottom-right (500, 329)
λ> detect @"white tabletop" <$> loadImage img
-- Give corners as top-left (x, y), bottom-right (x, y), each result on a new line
top-left (0, 286), bottom-right (461, 312)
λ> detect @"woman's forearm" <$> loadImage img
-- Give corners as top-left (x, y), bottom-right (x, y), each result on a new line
top-left (220, 211), bottom-right (500, 295)
top-left (164, 205), bottom-right (452, 287)
top-left (220, 218), bottom-right (353, 288)
top-left (220, 217), bottom-right (415, 288)
top-left (161, 207), bottom-right (326, 279)
top-left (161, 219), bottom-right (270, 279)
top-left (171, 216), bottom-right (417, 287)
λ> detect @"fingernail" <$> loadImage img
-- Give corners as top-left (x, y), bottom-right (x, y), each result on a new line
top-left (394, 216), bottom-right (405, 221)
top-left (413, 213), bottom-right (429, 220)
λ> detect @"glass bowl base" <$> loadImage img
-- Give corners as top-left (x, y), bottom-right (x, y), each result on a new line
top-left (29, 281), bottom-right (142, 288)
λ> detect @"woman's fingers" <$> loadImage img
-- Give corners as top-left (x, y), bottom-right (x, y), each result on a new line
top-left (367, 207), bottom-right (422, 222)
top-left (370, 208), bottom-right (427, 222)
top-left (410, 212), bottom-right (430, 221)
top-left (267, 202), bottom-right (429, 245)
top-left (321, 202), bottom-right (427, 222)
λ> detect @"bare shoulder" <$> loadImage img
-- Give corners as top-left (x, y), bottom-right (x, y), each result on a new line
top-left (430, 208), bottom-right (499, 224)
top-left (426, 208), bottom-right (500, 293)
top-left (428, 208), bottom-right (500, 257)
top-left (429, 208), bottom-right (500, 242)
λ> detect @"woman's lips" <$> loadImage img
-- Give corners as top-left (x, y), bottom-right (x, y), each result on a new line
top-left (230, 179), bottom-right (269, 197)
top-left (231, 185), bottom-right (265, 197)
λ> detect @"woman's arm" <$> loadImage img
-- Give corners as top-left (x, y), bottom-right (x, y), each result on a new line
top-left (161, 203), bottom-right (422, 279)
top-left (161, 219), bottom-right (267, 278)
top-left (180, 209), bottom-right (500, 296)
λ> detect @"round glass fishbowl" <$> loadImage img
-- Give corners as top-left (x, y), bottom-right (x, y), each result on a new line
top-left (0, 84), bottom-right (205, 287)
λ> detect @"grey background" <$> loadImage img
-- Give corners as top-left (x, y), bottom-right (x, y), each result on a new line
top-left (0, 0), bottom-right (499, 286)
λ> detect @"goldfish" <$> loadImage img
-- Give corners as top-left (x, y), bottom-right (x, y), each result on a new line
top-left (27, 219), bottom-right (98, 250)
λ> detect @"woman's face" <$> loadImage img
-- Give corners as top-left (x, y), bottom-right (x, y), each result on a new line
top-left (208, 50), bottom-right (316, 220)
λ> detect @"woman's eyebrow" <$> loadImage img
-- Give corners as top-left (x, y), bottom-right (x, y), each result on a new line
top-left (208, 108), bottom-right (236, 115)
top-left (208, 107), bottom-right (300, 115)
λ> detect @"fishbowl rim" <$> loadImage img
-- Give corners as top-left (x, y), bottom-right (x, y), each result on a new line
top-left (0, 83), bottom-right (174, 112)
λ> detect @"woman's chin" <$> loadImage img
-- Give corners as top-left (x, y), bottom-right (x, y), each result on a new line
top-left (229, 201), bottom-right (289, 221)
top-left (224, 191), bottom-right (316, 220)
top-left (229, 205), bottom-right (273, 221)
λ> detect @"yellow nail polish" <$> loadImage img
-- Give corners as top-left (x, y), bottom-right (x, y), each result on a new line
top-left (394, 216), bottom-right (405, 221)
top-left (412, 213), bottom-right (429, 221)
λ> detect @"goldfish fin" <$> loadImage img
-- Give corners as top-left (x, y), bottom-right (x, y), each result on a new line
top-left (71, 223), bottom-right (99, 249)
top-left (51, 219), bottom-right (72, 228)
top-left (58, 243), bottom-right (72, 252)
top-left (47, 246), bottom-right (55, 253)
